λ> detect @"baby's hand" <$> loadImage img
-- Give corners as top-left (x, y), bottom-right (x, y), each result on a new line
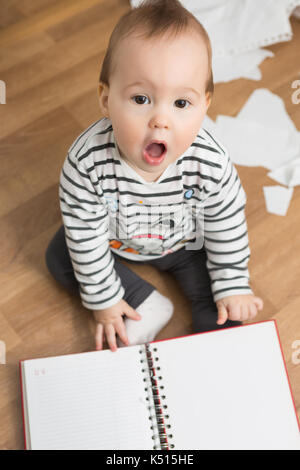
top-left (93, 299), bottom-right (141, 352)
top-left (216, 294), bottom-right (263, 325)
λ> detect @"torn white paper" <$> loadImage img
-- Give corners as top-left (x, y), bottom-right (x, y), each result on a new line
top-left (292, 5), bottom-right (300, 17)
top-left (130, 0), bottom-right (300, 55)
top-left (209, 89), bottom-right (300, 173)
top-left (204, 88), bottom-right (300, 215)
top-left (130, 0), bottom-right (300, 82)
top-left (212, 49), bottom-right (274, 83)
top-left (268, 157), bottom-right (300, 187)
top-left (213, 115), bottom-right (300, 170)
top-left (237, 88), bottom-right (299, 134)
top-left (263, 186), bottom-right (294, 216)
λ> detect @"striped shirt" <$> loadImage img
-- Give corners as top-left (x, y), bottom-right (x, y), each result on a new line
top-left (59, 117), bottom-right (252, 310)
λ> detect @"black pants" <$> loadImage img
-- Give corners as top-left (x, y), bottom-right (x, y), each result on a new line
top-left (45, 225), bottom-right (241, 333)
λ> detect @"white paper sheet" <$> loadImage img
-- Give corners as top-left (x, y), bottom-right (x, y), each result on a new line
top-left (130, 0), bottom-right (300, 82)
top-left (212, 49), bottom-right (274, 83)
top-left (204, 88), bottom-right (300, 214)
top-left (237, 88), bottom-right (300, 134)
top-left (130, 0), bottom-right (299, 55)
top-left (22, 346), bottom-right (154, 450)
top-left (263, 185), bottom-right (294, 215)
top-left (151, 322), bottom-right (300, 450)
top-left (267, 157), bottom-right (300, 187)
top-left (209, 88), bottom-right (300, 200)
top-left (214, 115), bottom-right (299, 170)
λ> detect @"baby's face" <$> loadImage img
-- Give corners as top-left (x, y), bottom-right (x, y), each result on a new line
top-left (99, 31), bottom-right (211, 183)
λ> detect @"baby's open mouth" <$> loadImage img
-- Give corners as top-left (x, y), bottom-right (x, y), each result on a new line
top-left (145, 142), bottom-right (166, 157)
top-left (143, 140), bottom-right (167, 166)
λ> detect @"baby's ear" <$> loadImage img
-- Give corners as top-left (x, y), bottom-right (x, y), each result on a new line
top-left (98, 82), bottom-right (110, 118)
top-left (205, 91), bottom-right (212, 109)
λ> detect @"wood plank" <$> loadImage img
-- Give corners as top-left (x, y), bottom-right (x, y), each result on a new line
top-left (0, 2), bottom-right (25, 29)
top-left (0, 32), bottom-right (54, 72)
top-left (0, 107), bottom-right (83, 217)
top-left (64, 89), bottom-right (102, 129)
top-left (0, 0), bottom-right (107, 47)
top-left (16, 0), bottom-right (63, 16)
top-left (47, 0), bottom-right (127, 42)
top-left (0, 54), bottom-right (99, 139)
top-left (0, 1), bottom-right (128, 99)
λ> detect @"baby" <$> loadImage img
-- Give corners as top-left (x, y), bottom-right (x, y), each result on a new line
top-left (46, 0), bottom-right (263, 352)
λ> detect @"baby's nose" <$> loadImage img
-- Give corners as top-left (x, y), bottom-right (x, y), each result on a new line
top-left (149, 115), bottom-right (169, 129)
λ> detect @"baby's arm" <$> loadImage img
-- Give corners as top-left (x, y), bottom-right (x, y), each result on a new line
top-left (202, 144), bottom-right (263, 321)
top-left (59, 151), bottom-right (134, 349)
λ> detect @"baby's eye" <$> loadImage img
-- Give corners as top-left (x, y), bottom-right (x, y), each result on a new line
top-left (131, 95), bottom-right (149, 105)
top-left (175, 99), bottom-right (190, 109)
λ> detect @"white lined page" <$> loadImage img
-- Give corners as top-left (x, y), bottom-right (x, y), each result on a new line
top-left (22, 345), bottom-right (154, 449)
top-left (151, 322), bottom-right (300, 450)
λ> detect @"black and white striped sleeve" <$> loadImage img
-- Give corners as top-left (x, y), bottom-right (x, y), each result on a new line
top-left (59, 152), bottom-right (125, 310)
top-left (203, 152), bottom-right (253, 302)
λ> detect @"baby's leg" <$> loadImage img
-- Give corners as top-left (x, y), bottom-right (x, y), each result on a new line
top-left (45, 225), bottom-right (79, 294)
top-left (111, 257), bottom-right (174, 347)
top-left (159, 246), bottom-right (241, 333)
top-left (117, 290), bottom-right (174, 348)
top-left (45, 227), bottom-right (173, 346)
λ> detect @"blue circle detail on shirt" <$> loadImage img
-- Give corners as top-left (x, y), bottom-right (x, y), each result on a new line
top-left (184, 189), bottom-right (194, 199)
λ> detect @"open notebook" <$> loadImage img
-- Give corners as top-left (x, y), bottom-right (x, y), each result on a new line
top-left (19, 320), bottom-right (300, 450)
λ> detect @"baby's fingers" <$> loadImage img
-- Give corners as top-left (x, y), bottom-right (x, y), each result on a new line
top-left (253, 297), bottom-right (264, 311)
top-left (216, 302), bottom-right (228, 325)
top-left (105, 324), bottom-right (118, 352)
top-left (95, 323), bottom-right (104, 351)
top-left (248, 302), bottom-right (258, 321)
top-left (124, 303), bottom-right (141, 321)
top-left (240, 303), bottom-right (250, 322)
top-left (115, 319), bottom-right (130, 347)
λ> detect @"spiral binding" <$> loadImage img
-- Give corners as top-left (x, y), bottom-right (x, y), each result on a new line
top-left (139, 343), bottom-right (174, 450)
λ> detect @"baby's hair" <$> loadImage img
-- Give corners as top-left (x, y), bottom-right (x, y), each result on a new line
top-left (99, 0), bottom-right (214, 96)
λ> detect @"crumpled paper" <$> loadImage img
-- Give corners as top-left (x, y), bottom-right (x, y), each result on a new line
top-left (203, 88), bottom-right (300, 215)
top-left (130, 0), bottom-right (300, 82)
top-left (263, 186), bottom-right (294, 216)
top-left (207, 89), bottom-right (300, 172)
top-left (268, 158), bottom-right (300, 187)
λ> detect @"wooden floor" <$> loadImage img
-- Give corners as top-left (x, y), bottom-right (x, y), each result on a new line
top-left (0, 0), bottom-right (300, 450)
